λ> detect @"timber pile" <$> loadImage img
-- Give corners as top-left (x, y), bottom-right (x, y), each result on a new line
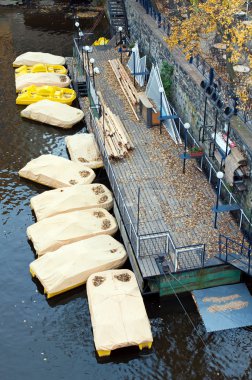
top-left (96, 91), bottom-right (134, 159)
top-left (108, 59), bottom-right (139, 121)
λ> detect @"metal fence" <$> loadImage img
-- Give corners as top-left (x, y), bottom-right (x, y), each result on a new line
top-left (169, 102), bottom-right (252, 235)
top-left (88, 108), bottom-right (206, 272)
top-left (219, 234), bottom-right (251, 275)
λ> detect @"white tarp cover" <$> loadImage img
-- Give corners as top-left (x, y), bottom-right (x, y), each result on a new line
top-left (13, 52), bottom-right (66, 67)
top-left (87, 269), bottom-right (153, 353)
top-left (21, 100), bottom-right (84, 129)
top-left (30, 235), bottom-right (127, 298)
top-left (65, 134), bottom-right (103, 169)
top-left (127, 42), bottom-right (146, 87)
top-left (16, 73), bottom-right (71, 91)
top-left (19, 154), bottom-right (95, 188)
top-left (30, 184), bottom-right (113, 221)
top-left (27, 208), bottom-right (118, 256)
top-left (145, 65), bottom-right (182, 144)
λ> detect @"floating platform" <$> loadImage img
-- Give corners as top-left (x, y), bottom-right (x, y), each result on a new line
top-left (13, 51), bottom-right (65, 67)
top-left (19, 154), bottom-right (95, 188)
top-left (192, 283), bottom-right (252, 332)
top-left (27, 208), bottom-right (118, 256)
top-left (87, 269), bottom-right (153, 357)
top-left (21, 100), bottom-right (84, 129)
top-left (65, 133), bottom-right (103, 169)
top-left (67, 42), bottom-right (246, 297)
top-left (30, 235), bottom-right (127, 298)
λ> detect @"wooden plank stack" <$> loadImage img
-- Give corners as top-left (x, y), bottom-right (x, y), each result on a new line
top-left (96, 91), bottom-right (134, 159)
top-left (108, 59), bottom-right (139, 121)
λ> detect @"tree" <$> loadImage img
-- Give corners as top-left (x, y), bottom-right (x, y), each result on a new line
top-left (165, 0), bottom-right (252, 109)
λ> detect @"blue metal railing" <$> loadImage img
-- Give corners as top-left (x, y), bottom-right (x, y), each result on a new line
top-left (219, 234), bottom-right (252, 275)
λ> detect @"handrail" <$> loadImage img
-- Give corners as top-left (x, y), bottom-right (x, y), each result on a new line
top-left (169, 102), bottom-right (252, 230)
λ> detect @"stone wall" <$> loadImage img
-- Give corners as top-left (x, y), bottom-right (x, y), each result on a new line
top-left (124, 0), bottom-right (252, 214)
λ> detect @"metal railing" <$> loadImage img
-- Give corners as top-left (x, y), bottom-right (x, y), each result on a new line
top-left (219, 234), bottom-right (251, 275)
top-left (88, 107), bottom-right (206, 272)
top-left (169, 102), bottom-right (252, 235)
top-left (135, 0), bottom-right (252, 127)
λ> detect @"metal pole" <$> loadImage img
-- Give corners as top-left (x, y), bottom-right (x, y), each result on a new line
top-left (133, 51), bottom-right (136, 87)
top-left (120, 31), bottom-right (122, 63)
top-left (224, 121), bottom-right (231, 158)
top-left (183, 128), bottom-right (188, 174)
top-left (214, 177), bottom-right (221, 228)
top-left (93, 68), bottom-right (95, 89)
top-left (86, 50), bottom-right (89, 73)
top-left (91, 62), bottom-right (94, 81)
top-left (102, 105), bottom-right (105, 148)
top-left (202, 97), bottom-right (207, 142)
top-left (212, 109), bottom-right (218, 152)
top-left (160, 90), bottom-right (162, 135)
top-left (137, 187), bottom-right (140, 236)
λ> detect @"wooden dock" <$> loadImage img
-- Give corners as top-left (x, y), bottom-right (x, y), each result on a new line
top-left (67, 43), bottom-right (244, 294)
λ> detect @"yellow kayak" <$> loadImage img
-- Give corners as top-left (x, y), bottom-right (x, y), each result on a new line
top-left (16, 85), bottom-right (76, 106)
top-left (15, 63), bottom-right (67, 76)
top-left (93, 37), bottom-right (109, 46)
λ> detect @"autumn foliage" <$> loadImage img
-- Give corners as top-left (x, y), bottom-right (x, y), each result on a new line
top-left (165, 0), bottom-right (252, 108)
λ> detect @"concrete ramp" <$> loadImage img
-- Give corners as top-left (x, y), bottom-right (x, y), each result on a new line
top-left (192, 283), bottom-right (252, 332)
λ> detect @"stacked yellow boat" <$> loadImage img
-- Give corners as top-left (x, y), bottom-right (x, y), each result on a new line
top-left (16, 85), bottom-right (76, 105)
top-left (15, 63), bottom-right (67, 76)
top-left (13, 51), bottom-right (76, 106)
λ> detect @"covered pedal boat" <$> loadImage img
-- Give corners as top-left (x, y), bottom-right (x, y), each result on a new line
top-left (19, 154), bottom-right (95, 189)
top-left (21, 100), bottom-right (84, 129)
top-left (15, 64), bottom-right (67, 76)
top-left (87, 269), bottom-right (153, 356)
top-left (27, 208), bottom-right (118, 256)
top-left (30, 184), bottom-right (113, 221)
top-left (13, 52), bottom-right (65, 67)
top-left (65, 133), bottom-right (103, 169)
top-left (16, 73), bottom-right (71, 92)
top-left (29, 235), bottom-right (127, 298)
top-left (16, 85), bottom-right (76, 106)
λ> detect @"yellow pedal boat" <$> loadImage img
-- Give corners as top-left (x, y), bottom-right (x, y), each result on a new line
top-left (16, 85), bottom-right (76, 106)
top-left (93, 37), bottom-right (109, 46)
top-left (15, 63), bottom-right (67, 76)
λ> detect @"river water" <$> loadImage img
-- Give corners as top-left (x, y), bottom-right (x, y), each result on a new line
top-left (0, 2), bottom-right (252, 379)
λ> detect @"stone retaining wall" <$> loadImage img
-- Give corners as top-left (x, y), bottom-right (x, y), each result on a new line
top-left (124, 0), bottom-right (252, 213)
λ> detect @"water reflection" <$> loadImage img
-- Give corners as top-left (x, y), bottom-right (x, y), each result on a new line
top-left (0, 3), bottom-right (252, 380)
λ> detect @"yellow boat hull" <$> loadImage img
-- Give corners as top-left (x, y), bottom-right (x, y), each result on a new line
top-left (15, 63), bottom-right (67, 76)
top-left (16, 85), bottom-right (76, 106)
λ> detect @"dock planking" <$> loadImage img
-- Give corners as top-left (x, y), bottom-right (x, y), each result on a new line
top-left (67, 45), bottom-right (244, 280)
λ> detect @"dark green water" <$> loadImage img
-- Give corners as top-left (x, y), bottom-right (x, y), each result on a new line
top-left (0, 2), bottom-right (252, 379)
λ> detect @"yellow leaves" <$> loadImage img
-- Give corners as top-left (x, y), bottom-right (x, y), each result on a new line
top-left (165, 0), bottom-right (252, 108)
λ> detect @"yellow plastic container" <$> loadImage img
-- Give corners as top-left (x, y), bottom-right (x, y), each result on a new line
top-left (15, 63), bottom-right (67, 76)
top-left (16, 85), bottom-right (76, 106)
top-left (93, 37), bottom-right (109, 46)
